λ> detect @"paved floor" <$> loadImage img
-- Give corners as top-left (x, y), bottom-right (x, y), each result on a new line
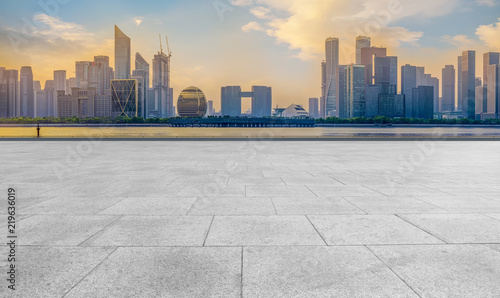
top-left (1, 141), bottom-right (500, 297)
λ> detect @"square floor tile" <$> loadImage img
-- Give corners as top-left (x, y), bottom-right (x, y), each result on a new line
top-left (188, 197), bottom-right (275, 215)
top-left (205, 216), bottom-right (325, 246)
top-left (99, 197), bottom-right (197, 215)
top-left (272, 196), bottom-right (364, 215)
top-left (344, 196), bottom-right (448, 214)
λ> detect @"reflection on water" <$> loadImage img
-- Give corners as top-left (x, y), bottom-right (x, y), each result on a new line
top-left (1, 126), bottom-right (500, 138)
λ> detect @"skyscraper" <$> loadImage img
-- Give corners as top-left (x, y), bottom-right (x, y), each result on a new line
top-left (75, 61), bottom-right (91, 88)
top-left (475, 86), bottom-right (488, 119)
top-left (483, 52), bottom-right (500, 86)
top-left (416, 67), bottom-right (426, 86)
top-left (20, 66), bottom-right (34, 117)
top-left (0, 68), bottom-right (7, 118)
top-left (355, 36), bottom-right (371, 65)
top-left (374, 56), bottom-right (398, 88)
top-left (114, 25), bottom-right (131, 80)
top-left (44, 80), bottom-right (57, 117)
top-left (89, 55), bottom-right (113, 96)
top-left (431, 77), bottom-right (439, 113)
top-left (308, 98), bottom-right (319, 118)
top-left (487, 64), bottom-right (500, 118)
top-left (4, 69), bottom-right (19, 117)
top-left (345, 64), bottom-right (366, 118)
top-left (251, 86), bottom-right (272, 117)
top-left (401, 64), bottom-right (417, 118)
top-left (338, 65), bottom-right (347, 118)
top-left (320, 61), bottom-right (326, 118)
top-left (325, 37), bottom-right (339, 117)
top-left (153, 51), bottom-right (171, 118)
top-left (54, 70), bottom-right (67, 93)
top-left (412, 86), bottom-right (434, 119)
top-left (134, 52), bottom-right (150, 118)
top-left (442, 65), bottom-right (456, 112)
top-left (462, 50), bottom-right (476, 119)
top-left (221, 86), bottom-right (242, 116)
top-left (111, 79), bottom-right (138, 118)
top-left (457, 55), bottom-right (462, 111)
top-left (361, 47), bottom-right (387, 86)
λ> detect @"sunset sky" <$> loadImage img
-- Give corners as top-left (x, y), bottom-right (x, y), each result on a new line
top-left (0, 0), bottom-right (499, 111)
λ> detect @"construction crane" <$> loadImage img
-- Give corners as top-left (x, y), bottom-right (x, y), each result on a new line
top-left (165, 36), bottom-right (172, 58)
top-left (159, 34), bottom-right (163, 54)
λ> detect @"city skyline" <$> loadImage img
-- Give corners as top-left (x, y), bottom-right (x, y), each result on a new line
top-left (0, 0), bottom-right (499, 112)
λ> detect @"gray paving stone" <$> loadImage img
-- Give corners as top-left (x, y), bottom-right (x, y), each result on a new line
top-left (205, 216), bottom-right (325, 246)
top-left (400, 214), bottom-right (500, 243)
top-left (83, 216), bottom-right (213, 247)
top-left (309, 215), bottom-right (443, 245)
top-left (486, 244), bottom-right (500, 252)
top-left (243, 246), bottom-right (418, 297)
top-left (281, 177), bottom-right (342, 186)
top-left (13, 215), bottom-right (118, 246)
top-left (272, 196), bottom-right (364, 215)
top-left (20, 196), bottom-right (126, 215)
top-left (246, 185), bottom-right (316, 197)
top-left (0, 246), bottom-right (115, 298)
top-left (412, 195), bottom-right (500, 213)
top-left (344, 196), bottom-right (448, 214)
top-left (65, 247), bottom-right (241, 297)
top-left (227, 177), bottom-right (284, 185)
top-left (177, 185), bottom-right (246, 197)
top-left (306, 185), bottom-right (382, 196)
top-left (485, 213), bottom-right (500, 220)
top-left (370, 245), bottom-right (500, 298)
top-left (188, 197), bottom-right (276, 215)
top-left (99, 197), bottom-right (197, 215)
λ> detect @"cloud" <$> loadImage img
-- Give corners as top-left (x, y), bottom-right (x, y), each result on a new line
top-left (476, 18), bottom-right (500, 49)
top-left (476, 0), bottom-right (496, 6)
top-left (242, 21), bottom-right (265, 32)
top-left (133, 17), bottom-right (144, 26)
top-left (233, 0), bottom-right (460, 61)
top-left (442, 35), bottom-right (476, 48)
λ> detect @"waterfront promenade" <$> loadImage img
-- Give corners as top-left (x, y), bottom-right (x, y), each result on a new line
top-left (1, 141), bottom-right (500, 297)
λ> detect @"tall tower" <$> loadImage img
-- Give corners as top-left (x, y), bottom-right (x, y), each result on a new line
top-left (20, 66), bottom-right (34, 117)
top-left (462, 50), bottom-right (476, 119)
top-left (345, 64), bottom-right (366, 118)
top-left (374, 56), bottom-right (398, 87)
top-left (361, 47), bottom-right (387, 86)
top-left (134, 52), bottom-right (150, 118)
top-left (401, 64), bottom-right (417, 118)
top-left (4, 70), bottom-right (19, 117)
top-left (483, 52), bottom-right (500, 86)
top-left (355, 36), bottom-right (371, 65)
top-left (320, 61), bottom-right (326, 118)
top-left (54, 70), bottom-right (67, 93)
top-left (487, 65), bottom-right (500, 118)
top-left (153, 51), bottom-right (171, 118)
top-left (442, 65), bottom-right (455, 112)
top-left (325, 37), bottom-right (339, 117)
top-left (114, 25), bottom-right (131, 80)
top-left (457, 55), bottom-right (462, 111)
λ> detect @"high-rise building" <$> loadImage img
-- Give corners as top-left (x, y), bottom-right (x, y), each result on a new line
top-left (457, 55), bottom-right (462, 111)
top-left (66, 77), bottom-right (78, 95)
top-left (251, 86), bottom-right (272, 117)
top-left (308, 98), bottom-right (319, 118)
top-left (401, 65), bottom-right (417, 118)
top-left (412, 86), bottom-right (434, 119)
top-left (483, 52), bottom-right (500, 86)
top-left (44, 80), bottom-right (57, 117)
top-left (20, 66), bottom-right (34, 117)
top-left (207, 100), bottom-right (215, 116)
top-left (355, 36), bottom-right (371, 65)
top-left (345, 64), bottom-right (366, 118)
top-left (114, 25), bottom-right (131, 80)
top-left (487, 64), bottom-right (500, 118)
top-left (365, 84), bottom-right (380, 118)
top-left (462, 50), bottom-right (476, 119)
top-left (88, 56), bottom-right (113, 96)
top-left (416, 67), bottom-right (426, 86)
top-left (475, 86), bottom-right (488, 119)
top-left (325, 38), bottom-right (339, 117)
top-left (221, 86), bottom-right (241, 117)
top-left (361, 47), bottom-right (387, 86)
top-left (442, 65), bottom-right (455, 112)
top-left (320, 61), bottom-right (326, 118)
top-left (4, 69), bottom-right (19, 117)
top-left (57, 88), bottom-right (96, 118)
top-left (152, 51), bottom-right (171, 118)
top-left (338, 65), bottom-right (347, 118)
top-left (374, 56), bottom-right (398, 88)
top-left (130, 74), bottom-right (146, 118)
top-left (33, 81), bottom-right (41, 91)
top-left (75, 61), bottom-right (91, 88)
top-left (54, 70), bottom-right (67, 93)
top-left (431, 77), bottom-right (440, 113)
top-left (0, 80), bottom-right (7, 118)
top-left (111, 79), bottom-right (138, 118)
top-left (134, 52), bottom-right (150, 118)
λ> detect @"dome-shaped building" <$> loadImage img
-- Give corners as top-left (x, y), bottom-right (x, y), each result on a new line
top-left (177, 86), bottom-right (207, 117)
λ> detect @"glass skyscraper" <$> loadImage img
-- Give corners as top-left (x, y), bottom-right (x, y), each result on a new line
top-left (111, 79), bottom-right (138, 118)
top-left (355, 36), bottom-right (371, 65)
top-left (462, 50), bottom-right (476, 119)
top-left (325, 37), bottom-right (339, 117)
top-left (114, 25), bottom-right (131, 80)
top-left (442, 65), bottom-right (456, 112)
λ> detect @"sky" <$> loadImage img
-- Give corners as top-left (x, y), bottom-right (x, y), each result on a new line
top-left (0, 0), bottom-right (499, 111)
